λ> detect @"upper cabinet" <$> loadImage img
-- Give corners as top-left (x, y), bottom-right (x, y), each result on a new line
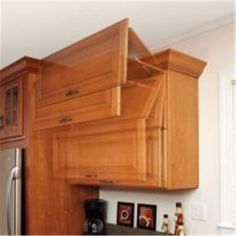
top-left (52, 49), bottom-right (206, 190)
top-left (0, 57), bottom-right (39, 143)
top-left (1, 19), bottom-right (207, 190)
top-left (34, 19), bottom-right (129, 130)
top-left (34, 19), bottom-right (164, 130)
top-left (34, 19), bottom-right (207, 190)
top-left (0, 78), bottom-right (23, 140)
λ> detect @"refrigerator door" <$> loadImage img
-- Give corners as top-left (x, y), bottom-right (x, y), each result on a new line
top-left (0, 149), bottom-right (22, 235)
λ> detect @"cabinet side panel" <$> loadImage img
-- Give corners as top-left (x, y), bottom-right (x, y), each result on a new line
top-left (26, 130), bottom-right (98, 234)
top-left (167, 71), bottom-right (199, 189)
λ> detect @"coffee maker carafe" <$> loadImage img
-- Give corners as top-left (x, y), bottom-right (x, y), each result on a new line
top-left (84, 199), bottom-right (107, 235)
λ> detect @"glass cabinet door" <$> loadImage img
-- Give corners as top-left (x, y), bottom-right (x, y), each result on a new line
top-left (5, 88), bottom-right (12, 127)
top-left (0, 79), bottom-right (23, 140)
top-left (0, 88), bottom-right (4, 130)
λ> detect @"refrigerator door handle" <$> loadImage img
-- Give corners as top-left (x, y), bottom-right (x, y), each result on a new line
top-left (6, 166), bottom-right (21, 236)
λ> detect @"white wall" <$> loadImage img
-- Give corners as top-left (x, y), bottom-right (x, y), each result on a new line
top-left (100, 23), bottom-right (234, 234)
top-left (1, 1), bottom-right (233, 68)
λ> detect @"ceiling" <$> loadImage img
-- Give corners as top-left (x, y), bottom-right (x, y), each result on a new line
top-left (0, 1), bottom-right (234, 68)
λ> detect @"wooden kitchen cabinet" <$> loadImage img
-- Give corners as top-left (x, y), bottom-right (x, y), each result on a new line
top-left (0, 58), bottom-right (39, 143)
top-left (34, 19), bottom-right (164, 130)
top-left (34, 18), bottom-right (207, 190)
top-left (37, 19), bottom-right (207, 190)
top-left (52, 49), bottom-right (206, 190)
top-left (34, 19), bottom-right (129, 130)
top-left (0, 18), bottom-right (207, 235)
top-left (0, 78), bottom-right (23, 140)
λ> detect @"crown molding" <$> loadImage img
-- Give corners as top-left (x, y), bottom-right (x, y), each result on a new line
top-left (0, 57), bottom-right (40, 85)
top-left (154, 48), bottom-right (207, 78)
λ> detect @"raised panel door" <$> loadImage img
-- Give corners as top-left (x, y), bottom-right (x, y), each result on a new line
top-left (36, 19), bottom-right (128, 108)
top-left (52, 119), bottom-right (147, 185)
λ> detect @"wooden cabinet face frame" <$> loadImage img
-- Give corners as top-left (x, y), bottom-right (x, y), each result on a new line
top-left (0, 78), bottom-right (23, 140)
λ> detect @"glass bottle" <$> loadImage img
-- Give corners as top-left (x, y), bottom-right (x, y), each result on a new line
top-left (174, 202), bottom-right (184, 235)
top-left (161, 214), bottom-right (169, 234)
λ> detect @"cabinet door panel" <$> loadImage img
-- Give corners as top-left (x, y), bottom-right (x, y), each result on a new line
top-left (37, 19), bottom-right (128, 107)
top-left (53, 119), bottom-right (147, 184)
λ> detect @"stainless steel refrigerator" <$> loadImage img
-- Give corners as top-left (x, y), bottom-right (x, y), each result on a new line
top-left (0, 148), bottom-right (23, 235)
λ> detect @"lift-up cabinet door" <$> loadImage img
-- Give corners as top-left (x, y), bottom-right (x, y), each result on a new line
top-left (34, 19), bottom-right (128, 130)
top-left (37, 19), bottom-right (128, 107)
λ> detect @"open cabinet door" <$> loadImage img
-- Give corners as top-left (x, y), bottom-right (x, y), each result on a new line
top-left (36, 19), bottom-right (129, 107)
top-left (34, 19), bottom-right (167, 131)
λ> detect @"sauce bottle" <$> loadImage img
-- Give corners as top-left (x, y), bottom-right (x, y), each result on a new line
top-left (174, 202), bottom-right (184, 235)
top-left (161, 214), bottom-right (169, 234)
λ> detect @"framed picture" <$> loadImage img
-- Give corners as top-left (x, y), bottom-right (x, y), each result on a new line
top-left (137, 204), bottom-right (157, 230)
top-left (117, 202), bottom-right (134, 227)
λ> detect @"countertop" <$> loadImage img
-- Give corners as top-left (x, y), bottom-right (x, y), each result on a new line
top-left (106, 223), bottom-right (164, 235)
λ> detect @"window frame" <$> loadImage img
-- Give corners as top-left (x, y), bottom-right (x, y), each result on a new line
top-left (219, 67), bottom-right (236, 231)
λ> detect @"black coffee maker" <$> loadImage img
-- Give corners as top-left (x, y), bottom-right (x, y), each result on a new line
top-left (84, 199), bottom-right (107, 235)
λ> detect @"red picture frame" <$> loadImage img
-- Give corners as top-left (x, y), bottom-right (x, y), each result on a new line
top-left (137, 204), bottom-right (157, 230)
top-left (117, 202), bottom-right (134, 227)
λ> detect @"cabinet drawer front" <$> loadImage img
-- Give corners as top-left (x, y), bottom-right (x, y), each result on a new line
top-left (53, 119), bottom-right (146, 183)
top-left (37, 19), bottom-right (128, 107)
top-left (34, 87), bottom-right (120, 130)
